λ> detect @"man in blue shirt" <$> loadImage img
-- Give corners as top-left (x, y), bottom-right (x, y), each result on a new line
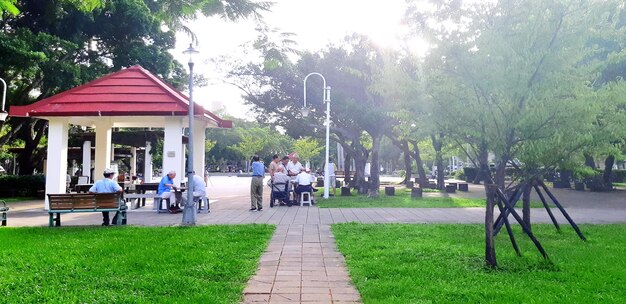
top-left (89, 168), bottom-right (123, 226)
top-left (158, 171), bottom-right (178, 211)
top-left (250, 155), bottom-right (265, 211)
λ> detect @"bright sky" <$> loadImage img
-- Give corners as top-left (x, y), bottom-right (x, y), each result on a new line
top-left (172, 0), bottom-right (413, 120)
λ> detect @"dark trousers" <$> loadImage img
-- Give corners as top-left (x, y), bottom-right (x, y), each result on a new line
top-left (102, 211), bottom-right (120, 225)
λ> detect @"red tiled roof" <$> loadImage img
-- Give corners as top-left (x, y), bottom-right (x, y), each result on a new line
top-left (9, 65), bottom-right (231, 128)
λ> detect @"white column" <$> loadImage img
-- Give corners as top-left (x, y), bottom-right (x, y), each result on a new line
top-left (82, 140), bottom-right (91, 179)
top-left (144, 142), bottom-right (153, 183)
top-left (163, 117), bottom-right (183, 185)
top-left (45, 119), bottom-right (69, 210)
top-left (130, 147), bottom-right (137, 176)
top-left (193, 120), bottom-right (206, 176)
top-left (94, 120), bottom-right (113, 184)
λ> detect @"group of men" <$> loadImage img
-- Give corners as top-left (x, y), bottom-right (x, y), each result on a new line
top-left (89, 168), bottom-right (207, 226)
top-left (249, 153), bottom-right (337, 211)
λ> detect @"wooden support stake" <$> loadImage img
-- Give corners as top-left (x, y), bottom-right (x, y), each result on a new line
top-left (539, 180), bottom-right (586, 241)
top-left (496, 196), bottom-right (521, 257)
top-left (522, 183), bottom-right (532, 231)
top-left (493, 185), bottom-right (524, 235)
top-left (485, 184), bottom-right (498, 268)
top-left (496, 188), bottom-right (549, 260)
top-left (533, 184), bottom-right (560, 231)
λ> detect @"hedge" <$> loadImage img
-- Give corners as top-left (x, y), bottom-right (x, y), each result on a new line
top-left (0, 175), bottom-right (45, 197)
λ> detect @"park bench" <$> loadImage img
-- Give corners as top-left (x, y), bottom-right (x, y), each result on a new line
top-left (47, 193), bottom-right (126, 227)
top-left (1, 201), bottom-right (8, 226)
top-left (335, 171), bottom-right (356, 178)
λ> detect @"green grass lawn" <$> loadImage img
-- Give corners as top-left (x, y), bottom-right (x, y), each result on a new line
top-left (0, 197), bottom-right (38, 203)
top-left (317, 188), bottom-right (544, 208)
top-left (0, 225), bottom-right (274, 303)
top-left (333, 223), bottom-right (626, 303)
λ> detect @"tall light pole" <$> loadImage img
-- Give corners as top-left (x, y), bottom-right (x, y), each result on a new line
top-left (302, 73), bottom-right (331, 199)
top-left (183, 43), bottom-right (199, 225)
top-left (0, 78), bottom-right (8, 121)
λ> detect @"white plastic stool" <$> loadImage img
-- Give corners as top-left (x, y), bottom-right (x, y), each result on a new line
top-left (300, 192), bottom-right (312, 207)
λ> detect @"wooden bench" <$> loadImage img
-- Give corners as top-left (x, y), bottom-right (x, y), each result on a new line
top-left (47, 193), bottom-right (126, 227)
top-left (1, 201), bottom-right (8, 226)
top-left (335, 171), bottom-right (356, 178)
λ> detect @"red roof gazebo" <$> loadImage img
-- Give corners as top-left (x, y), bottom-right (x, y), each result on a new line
top-left (9, 65), bottom-right (231, 209)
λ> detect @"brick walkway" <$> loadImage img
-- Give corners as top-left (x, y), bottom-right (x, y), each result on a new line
top-left (242, 224), bottom-right (360, 304)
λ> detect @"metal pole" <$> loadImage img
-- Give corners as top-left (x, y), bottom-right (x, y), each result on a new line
top-left (323, 86), bottom-right (331, 199)
top-left (182, 60), bottom-right (196, 225)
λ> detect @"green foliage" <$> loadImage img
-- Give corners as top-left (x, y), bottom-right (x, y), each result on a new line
top-left (333, 224), bottom-right (626, 303)
top-left (0, 225), bottom-right (274, 303)
top-left (453, 169), bottom-right (465, 180)
top-left (292, 137), bottom-right (323, 162)
top-left (1, 0), bottom-right (269, 174)
top-left (0, 174), bottom-right (45, 197)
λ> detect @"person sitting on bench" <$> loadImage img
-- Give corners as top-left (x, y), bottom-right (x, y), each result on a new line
top-left (158, 171), bottom-right (180, 212)
top-left (89, 168), bottom-right (123, 226)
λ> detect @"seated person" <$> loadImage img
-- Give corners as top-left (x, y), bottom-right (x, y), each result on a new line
top-left (271, 167), bottom-right (292, 205)
top-left (272, 167), bottom-right (291, 185)
top-left (157, 170), bottom-right (180, 212)
top-left (181, 171), bottom-right (207, 208)
top-left (89, 168), bottom-right (123, 226)
top-left (294, 168), bottom-right (314, 201)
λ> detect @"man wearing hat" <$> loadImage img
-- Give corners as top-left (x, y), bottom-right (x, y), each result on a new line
top-left (89, 168), bottom-right (123, 226)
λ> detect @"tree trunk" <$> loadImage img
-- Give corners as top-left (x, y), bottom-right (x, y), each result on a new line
top-left (473, 142), bottom-right (488, 184)
top-left (401, 142), bottom-right (412, 186)
top-left (410, 141), bottom-right (428, 188)
top-left (431, 134), bottom-right (445, 190)
top-left (584, 154), bottom-right (596, 169)
top-left (344, 151), bottom-right (352, 187)
top-left (495, 159), bottom-right (507, 190)
top-left (603, 155), bottom-right (615, 188)
top-left (354, 154), bottom-right (368, 194)
top-left (16, 119), bottom-right (47, 175)
top-left (368, 135), bottom-right (382, 198)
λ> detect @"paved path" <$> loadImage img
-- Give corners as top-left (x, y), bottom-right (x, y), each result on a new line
top-left (3, 177), bottom-right (625, 304)
top-left (242, 224), bottom-right (360, 304)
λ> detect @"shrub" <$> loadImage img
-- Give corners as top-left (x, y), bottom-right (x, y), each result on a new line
top-left (454, 169), bottom-right (465, 180)
top-left (0, 175), bottom-right (46, 197)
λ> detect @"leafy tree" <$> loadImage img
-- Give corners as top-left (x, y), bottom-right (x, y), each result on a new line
top-left (292, 137), bottom-right (323, 164)
top-left (0, 0), bottom-right (269, 174)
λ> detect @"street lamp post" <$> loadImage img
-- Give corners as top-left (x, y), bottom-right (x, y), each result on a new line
top-left (0, 78), bottom-right (8, 121)
top-left (302, 73), bottom-right (331, 199)
top-left (182, 43), bottom-right (199, 225)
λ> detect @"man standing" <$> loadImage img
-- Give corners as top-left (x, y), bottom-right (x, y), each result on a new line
top-left (89, 168), bottom-right (123, 226)
top-left (250, 155), bottom-right (265, 211)
top-left (158, 171), bottom-right (179, 212)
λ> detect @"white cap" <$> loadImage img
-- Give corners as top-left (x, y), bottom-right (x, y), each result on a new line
top-left (103, 168), bottom-right (115, 174)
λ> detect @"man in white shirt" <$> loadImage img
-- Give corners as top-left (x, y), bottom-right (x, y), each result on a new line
top-left (182, 172), bottom-right (207, 210)
top-left (286, 155), bottom-right (303, 178)
top-left (294, 168), bottom-right (313, 202)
